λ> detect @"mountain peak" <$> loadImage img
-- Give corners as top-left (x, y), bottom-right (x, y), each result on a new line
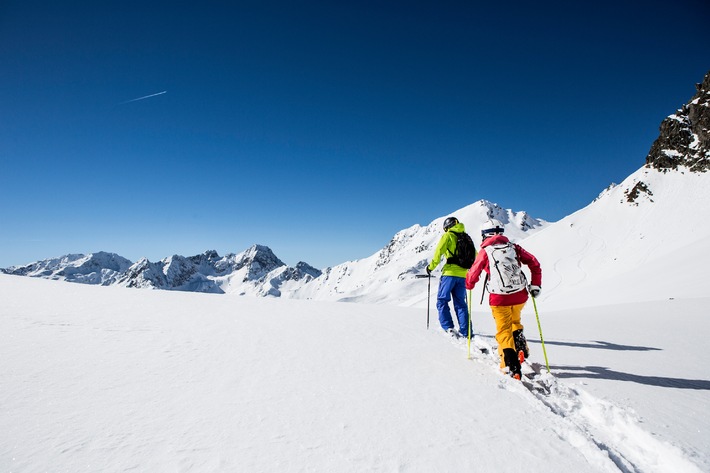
top-left (239, 244), bottom-right (285, 268)
top-left (2, 252), bottom-right (132, 285)
top-left (646, 70), bottom-right (710, 173)
top-left (295, 261), bottom-right (322, 278)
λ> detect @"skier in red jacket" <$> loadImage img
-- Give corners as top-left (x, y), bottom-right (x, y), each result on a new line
top-left (465, 219), bottom-right (542, 380)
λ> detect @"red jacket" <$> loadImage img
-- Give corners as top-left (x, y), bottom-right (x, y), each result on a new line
top-left (465, 234), bottom-right (542, 306)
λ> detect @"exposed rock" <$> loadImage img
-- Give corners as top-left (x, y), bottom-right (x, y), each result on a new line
top-left (624, 181), bottom-right (654, 205)
top-left (646, 70), bottom-right (710, 172)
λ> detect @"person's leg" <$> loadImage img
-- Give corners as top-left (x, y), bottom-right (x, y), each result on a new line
top-left (502, 348), bottom-right (522, 378)
top-left (490, 305), bottom-right (515, 368)
top-left (511, 303), bottom-right (524, 333)
top-left (436, 276), bottom-right (455, 331)
top-left (492, 304), bottom-right (523, 377)
top-left (510, 303), bottom-right (528, 359)
top-left (451, 277), bottom-right (471, 337)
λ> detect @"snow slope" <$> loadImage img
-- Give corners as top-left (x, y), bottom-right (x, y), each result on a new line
top-left (521, 165), bottom-right (710, 309)
top-left (1, 274), bottom-right (706, 473)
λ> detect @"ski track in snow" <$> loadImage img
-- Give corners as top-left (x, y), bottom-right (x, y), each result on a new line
top-left (446, 334), bottom-right (703, 473)
top-left (547, 224), bottom-right (595, 294)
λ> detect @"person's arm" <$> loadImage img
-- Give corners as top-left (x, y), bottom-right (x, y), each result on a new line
top-left (428, 233), bottom-right (453, 271)
top-left (465, 249), bottom-right (488, 290)
top-left (517, 245), bottom-right (541, 286)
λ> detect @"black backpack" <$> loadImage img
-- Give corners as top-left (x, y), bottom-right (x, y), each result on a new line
top-left (447, 231), bottom-right (477, 268)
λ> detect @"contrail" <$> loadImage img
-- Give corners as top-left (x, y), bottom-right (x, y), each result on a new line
top-left (120, 90), bottom-right (167, 104)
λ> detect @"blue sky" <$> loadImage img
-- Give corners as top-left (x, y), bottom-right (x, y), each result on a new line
top-left (1, 1), bottom-right (708, 269)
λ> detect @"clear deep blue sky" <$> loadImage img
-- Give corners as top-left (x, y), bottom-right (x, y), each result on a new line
top-left (1, 1), bottom-right (708, 269)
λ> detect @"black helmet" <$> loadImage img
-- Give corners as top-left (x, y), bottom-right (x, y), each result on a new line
top-left (443, 217), bottom-right (459, 231)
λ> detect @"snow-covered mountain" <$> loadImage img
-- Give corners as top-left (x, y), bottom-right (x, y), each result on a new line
top-left (0, 251), bottom-right (132, 285)
top-left (116, 246), bottom-right (322, 296)
top-left (2, 246), bottom-right (322, 297)
top-left (289, 199), bottom-right (547, 305)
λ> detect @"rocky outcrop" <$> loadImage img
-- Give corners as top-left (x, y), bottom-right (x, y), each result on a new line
top-left (646, 70), bottom-right (710, 172)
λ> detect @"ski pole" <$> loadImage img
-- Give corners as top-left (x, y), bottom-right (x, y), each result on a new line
top-left (415, 274), bottom-right (431, 329)
top-left (427, 273), bottom-right (431, 329)
top-left (479, 273), bottom-right (488, 305)
top-left (467, 289), bottom-right (472, 359)
top-left (531, 296), bottom-right (550, 373)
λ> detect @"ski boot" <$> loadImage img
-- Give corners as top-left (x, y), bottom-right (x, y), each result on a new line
top-left (503, 348), bottom-right (522, 380)
top-left (513, 329), bottom-right (529, 363)
top-left (446, 328), bottom-right (461, 339)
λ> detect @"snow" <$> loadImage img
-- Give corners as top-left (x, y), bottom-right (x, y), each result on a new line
top-left (521, 166), bottom-right (710, 308)
top-left (2, 165), bottom-right (709, 472)
top-left (1, 273), bottom-right (707, 472)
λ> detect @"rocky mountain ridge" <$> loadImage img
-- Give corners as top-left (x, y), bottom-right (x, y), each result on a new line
top-left (646, 70), bottom-right (710, 173)
top-left (2, 246), bottom-right (322, 297)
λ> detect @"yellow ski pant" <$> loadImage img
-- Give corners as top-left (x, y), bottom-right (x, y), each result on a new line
top-left (490, 303), bottom-right (525, 368)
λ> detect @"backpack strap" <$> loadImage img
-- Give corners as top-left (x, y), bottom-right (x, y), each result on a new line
top-left (446, 230), bottom-right (460, 261)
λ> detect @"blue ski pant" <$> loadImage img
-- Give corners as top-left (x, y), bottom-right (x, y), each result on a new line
top-left (436, 275), bottom-right (471, 337)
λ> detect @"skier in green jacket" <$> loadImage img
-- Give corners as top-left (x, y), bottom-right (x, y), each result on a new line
top-left (426, 217), bottom-right (471, 338)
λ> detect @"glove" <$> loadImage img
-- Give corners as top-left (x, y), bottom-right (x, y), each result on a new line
top-left (528, 285), bottom-right (541, 298)
top-left (425, 266), bottom-right (432, 275)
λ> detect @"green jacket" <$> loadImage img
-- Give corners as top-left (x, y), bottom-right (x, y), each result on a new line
top-left (427, 222), bottom-right (469, 278)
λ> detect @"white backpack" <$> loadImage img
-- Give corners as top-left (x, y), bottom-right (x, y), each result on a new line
top-left (484, 242), bottom-right (527, 294)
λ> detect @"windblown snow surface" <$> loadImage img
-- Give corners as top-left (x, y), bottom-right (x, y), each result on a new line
top-left (1, 165), bottom-right (708, 472)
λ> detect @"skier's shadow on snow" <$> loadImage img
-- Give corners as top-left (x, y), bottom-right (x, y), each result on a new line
top-left (520, 339), bottom-right (709, 389)
top-left (532, 339), bottom-right (661, 352)
top-left (480, 336), bottom-right (709, 388)
top-left (481, 335), bottom-right (659, 353)
top-left (551, 365), bottom-right (710, 390)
